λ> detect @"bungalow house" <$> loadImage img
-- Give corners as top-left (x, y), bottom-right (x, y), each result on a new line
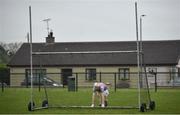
top-left (7, 33), bottom-right (180, 87)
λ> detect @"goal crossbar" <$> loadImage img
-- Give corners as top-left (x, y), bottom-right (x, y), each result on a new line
top-left (32, 50), bottom-right (138, 55)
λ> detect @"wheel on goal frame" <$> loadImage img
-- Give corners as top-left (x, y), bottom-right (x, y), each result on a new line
top-left (140, 103), bottom-right (146, 112)
top-left (149, 101), bottom-right (155, 110)
top-left (28, 101), bottom-right (35, 111)
top-left (42, 100), bottom-right (48, 107)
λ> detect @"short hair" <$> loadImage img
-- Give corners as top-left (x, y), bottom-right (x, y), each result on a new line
top-left (105, 82), bottom-right (111, 85)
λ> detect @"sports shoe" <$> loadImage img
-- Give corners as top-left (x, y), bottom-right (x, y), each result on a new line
top-left (91, 104), bottom-right (94, 107)
top-left (101, 104), bottom-right (105, 108)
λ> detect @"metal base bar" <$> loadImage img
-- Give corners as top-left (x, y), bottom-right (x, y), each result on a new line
top-left (32, 105), bottom-right (139, 111)
top-left (51, 105), bottom-right (139, 109)
top-left (32, 106), bottom-right (48, 111)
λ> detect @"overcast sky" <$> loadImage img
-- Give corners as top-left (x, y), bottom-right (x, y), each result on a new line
top-left (0, 0), bottom-right (180, 43)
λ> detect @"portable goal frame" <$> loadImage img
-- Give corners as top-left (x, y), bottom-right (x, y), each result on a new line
top-left (27, 2), bottom-right (155, 112)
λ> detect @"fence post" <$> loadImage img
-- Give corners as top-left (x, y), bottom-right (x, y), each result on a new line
top-left (1, 76), bottom-right (4, 92)
top-left (155, 73), bottom-right (157, 92)
top-left (1, 83), bottom-right (4, 92)
top-left (0, 71), bottom-right (2, 92)
top-left (76, 73), bottom-right (78, 92)
top-left (38, 75), bottom-right (41, 92)
top-left (0, 69), bottom-right (5, 92)
top-left (25, 72), bottom-right (28, 88)
top-left (99, 72), bottom-right (102, 82)
top-left (114, 73), bottom-right (117, 92)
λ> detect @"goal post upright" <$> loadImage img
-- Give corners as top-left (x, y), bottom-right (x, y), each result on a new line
top-left (135, 1), bottom-right (141, 111)
top-left (29, 5), bottom-right (34, 111)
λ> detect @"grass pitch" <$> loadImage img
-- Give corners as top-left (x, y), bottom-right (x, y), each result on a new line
top-left (0, 88), bottom-right (180, 114)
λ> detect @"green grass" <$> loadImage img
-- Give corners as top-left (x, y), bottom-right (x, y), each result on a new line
top-left (0, 88), bottom-right (180, 114)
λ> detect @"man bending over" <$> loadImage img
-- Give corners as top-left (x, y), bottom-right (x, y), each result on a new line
top-left (91, 82), bottom-right (110, 108)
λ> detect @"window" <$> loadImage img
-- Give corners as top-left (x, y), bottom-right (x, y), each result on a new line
top-left (118, 68), bottom-right (130, 80)
top-left (169, 67), bottom-right (176, 80)
top-left (25, 69), bottom-right (46, 85)
top-left (178, 68), bottom-right (180, 78)
top-left (85, 69), bottom-right (96, 81)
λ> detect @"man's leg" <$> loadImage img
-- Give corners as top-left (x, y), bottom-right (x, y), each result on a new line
top-left (91, 92), bottom-right (96, 107)
top-left (100, 93), bottom-right (105, 107)
top-left (104, 96), bottom-right (108, 107)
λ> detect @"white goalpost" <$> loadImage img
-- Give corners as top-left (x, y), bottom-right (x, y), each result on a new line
top-left (27, 2), bottom-right (155, 112)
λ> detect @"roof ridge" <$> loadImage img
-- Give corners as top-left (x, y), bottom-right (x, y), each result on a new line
top-left (23, 39), bottom-right (180, 44)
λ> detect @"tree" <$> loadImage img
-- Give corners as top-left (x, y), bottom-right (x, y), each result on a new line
top-left (0, 45), bottom-right (9, 64)
top-left (0, 42), bottom-right (22, 64)
top-left (6, 42), bottom-right (22, 57)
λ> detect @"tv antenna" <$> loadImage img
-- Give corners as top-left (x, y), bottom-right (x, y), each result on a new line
top-left (43, 18), bottom-right (51, 34)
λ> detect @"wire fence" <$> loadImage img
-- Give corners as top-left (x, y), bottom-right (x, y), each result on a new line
top-left (6, 72), bottom-right (180, 92)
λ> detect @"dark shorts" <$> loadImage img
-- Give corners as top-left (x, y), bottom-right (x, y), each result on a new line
top-left (94, 86), bottom-right (101, 92)
top-left (93, 86), bottom-right (107, 93)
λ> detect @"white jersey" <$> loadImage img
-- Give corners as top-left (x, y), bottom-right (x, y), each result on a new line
top-left (93, 82), bottom-right (109, 96)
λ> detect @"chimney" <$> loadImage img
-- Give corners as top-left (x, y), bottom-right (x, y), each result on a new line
top-left (46, 31), bottom-right (55, 43)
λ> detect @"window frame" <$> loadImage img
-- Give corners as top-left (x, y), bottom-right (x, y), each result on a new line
top-left (25, 69), bottom-right (46, 84)
top-left (118, 68), bottom-right (130, 80)
top-left (85, 68), bottom-right (97, 81)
